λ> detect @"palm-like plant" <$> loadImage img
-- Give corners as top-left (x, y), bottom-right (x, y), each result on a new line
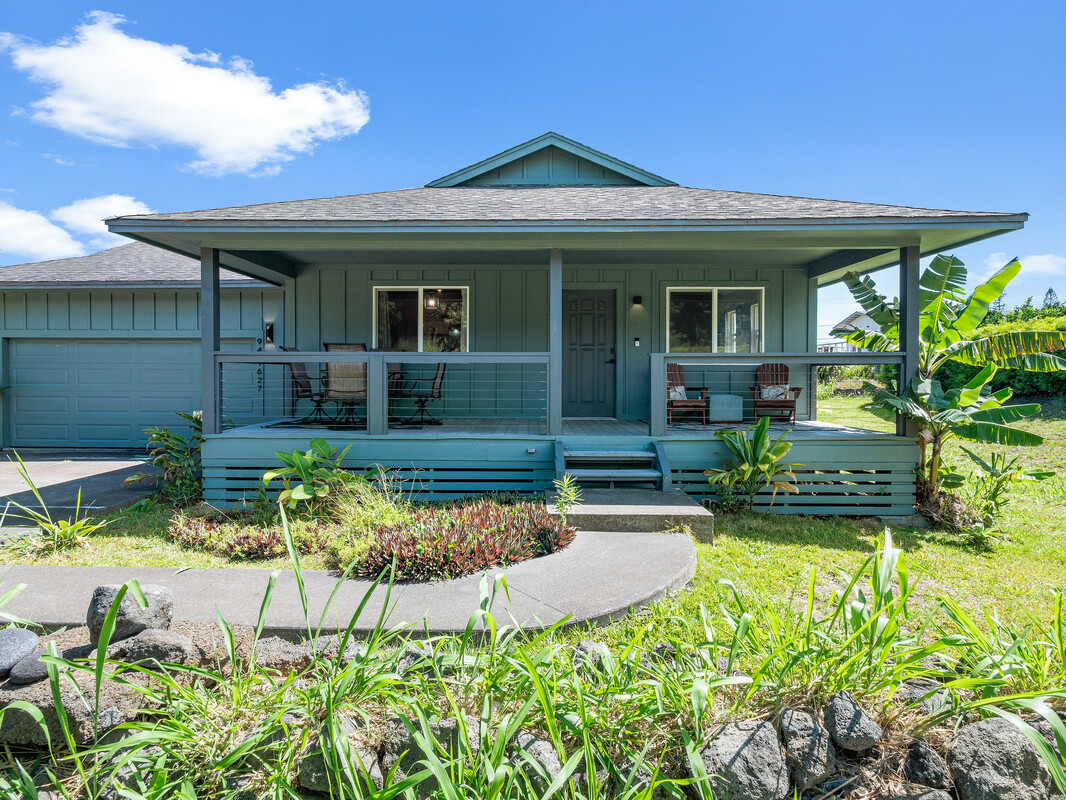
top-left (703, 416), bottom-right (801, 510)
top-left (838, 255), bottom-right (1066, 378)
top-left (836, 255), bottom-right (1066, 493)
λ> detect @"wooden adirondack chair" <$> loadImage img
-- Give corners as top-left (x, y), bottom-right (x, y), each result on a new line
top-left (666, 362), bottom-right (708, 424)
top-left (750, 363), bottom-right (803, 423)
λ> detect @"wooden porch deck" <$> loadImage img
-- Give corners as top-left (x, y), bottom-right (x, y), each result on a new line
top-left (219, 416), bottom-right (899, 440)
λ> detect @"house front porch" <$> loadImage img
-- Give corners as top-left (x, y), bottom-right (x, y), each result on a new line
top-left (203, 395), bottom-right (918, 516)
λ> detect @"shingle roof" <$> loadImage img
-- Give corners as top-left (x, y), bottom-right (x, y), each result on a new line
top-left (113, 186), bottom-right (1013, 225)
top-left (0, 242), bottom-right (257, 287)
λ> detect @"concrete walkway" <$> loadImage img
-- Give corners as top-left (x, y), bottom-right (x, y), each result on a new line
top-left (0, 530), bottom-right (697, 637)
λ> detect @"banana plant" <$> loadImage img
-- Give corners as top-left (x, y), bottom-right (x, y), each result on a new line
top-left (838, 254), bottom-right (1066, 379)
top-left (869, 364), bottom-right (1042, 490)
top-left (836, 255), bottom-right (1066, 492)
top-left (703, 416), bottom-right (802, 510)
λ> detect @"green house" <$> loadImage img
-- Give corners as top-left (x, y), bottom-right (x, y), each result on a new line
top-left (99, 133), bottom-right (1025, 512)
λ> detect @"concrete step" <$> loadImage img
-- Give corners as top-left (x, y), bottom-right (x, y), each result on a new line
top-left (546, 488), bottom-right (714, 542)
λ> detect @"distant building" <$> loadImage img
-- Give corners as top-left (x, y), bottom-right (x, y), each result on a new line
top-left (817, 312), bottom-right (880, 353)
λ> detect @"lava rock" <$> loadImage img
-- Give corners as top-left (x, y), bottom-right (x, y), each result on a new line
top-left (824, 691), bottom-right (882, 752)
top-left (312, 635), bottom-right (368, 666)
top-left (241, 711), bottom-right (304, 770)
top-left (645, 642), bottom-right (678, 664)
top-left (87, 584), bottom-right (174, 646)
top-left (617, 757), bottom-right (665, 799)
top-left (889, 791), bottom-right (953, 800)
top-left (512, 730), bottom-right (562, 794)
top-left (895, 678), bottom-right (951, 715)
top-left (575, 640), bottom-right (612, 669)
top-left (253, 637), bottom-right (314, 673)
top-left (693, 720), bottom-right (790, 800)
top-left (0, 627), bottom-right (39, 678)
top-left (379, 714), bottom-right (480, 782)
top-left (297, 717), bottom-right (382, 793)
top-left (903, 740), bottom-right (952, 790)
top-left (778, 708), bottom-right (836, 791)
top-left (949, 717), bottom-right (1055, 800)
top-left (116, 629), bottom-right (199, 667)
top-left (8, 646), bottom-right (59, 685)
top-left (396, 641), bottom-right (434, 674)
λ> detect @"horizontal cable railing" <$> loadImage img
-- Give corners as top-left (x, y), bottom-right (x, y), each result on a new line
top-left (215, 351), bottom-right (550, 435)
top-left (649, 351), bottom-right (907, 436)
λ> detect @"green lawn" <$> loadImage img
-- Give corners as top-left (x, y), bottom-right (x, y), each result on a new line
top-left (6, 394), bottom-right (1064, 632)
top-left (665, 393), bottom-right (1066, 631)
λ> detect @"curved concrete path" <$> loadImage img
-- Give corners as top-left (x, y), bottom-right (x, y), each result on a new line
top-left (0, 531), bottom-right (696, 637)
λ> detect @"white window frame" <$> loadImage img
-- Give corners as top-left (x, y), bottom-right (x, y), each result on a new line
top-left (372, 286), bottom-right (471, 352)
top-left (665, 287), bottom-right (765, 353)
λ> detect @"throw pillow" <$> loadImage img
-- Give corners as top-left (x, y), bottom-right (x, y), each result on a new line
top-left (760, 384), bottom-right (790, 400)
top-left (668, 386), bottom-right (688, 401)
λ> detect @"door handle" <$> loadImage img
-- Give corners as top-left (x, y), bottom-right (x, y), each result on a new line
top-left (606, 359), bottom-right (616, 364)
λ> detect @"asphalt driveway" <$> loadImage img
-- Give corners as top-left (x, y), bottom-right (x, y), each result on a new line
top-left (0, 449), bottom-right (158, 526)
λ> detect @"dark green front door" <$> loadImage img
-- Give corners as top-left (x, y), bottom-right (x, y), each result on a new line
top-left (563, 289), bottom-right (616, 417)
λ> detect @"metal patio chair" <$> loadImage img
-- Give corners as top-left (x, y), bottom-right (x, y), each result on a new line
top-left (394, 362), bottom-right (446, 425)
top-left (279, 346), bottom-right (328, 424)
top-left (322, 342), bottom-right (368, 425)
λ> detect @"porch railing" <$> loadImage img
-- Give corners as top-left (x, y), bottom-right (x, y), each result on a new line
top-left (648, 351), bottom-right (907, 436)
top-left (213, 351), bottom-right (551, 435)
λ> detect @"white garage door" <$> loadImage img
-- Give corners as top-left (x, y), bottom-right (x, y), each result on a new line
top-left (9, 339), bottom-right (204, 448)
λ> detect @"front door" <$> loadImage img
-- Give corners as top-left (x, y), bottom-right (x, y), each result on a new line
top-left (563, 289), bottom-right (616, 417)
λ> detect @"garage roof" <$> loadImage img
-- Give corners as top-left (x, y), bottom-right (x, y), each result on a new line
top-left (0, 243), bottom-right (264, 288)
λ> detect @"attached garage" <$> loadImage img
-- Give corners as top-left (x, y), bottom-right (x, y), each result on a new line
top-left (0, 243), bottom-right (284, 449)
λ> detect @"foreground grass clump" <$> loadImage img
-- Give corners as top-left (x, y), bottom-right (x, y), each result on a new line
top-left (2, 524), bottom-right (1064, 799)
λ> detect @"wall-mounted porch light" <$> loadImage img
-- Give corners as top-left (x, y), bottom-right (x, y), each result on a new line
top-left (425, 290), bottom-right (440, 310)
top-left (632, 295), bottom-right (643, 307)
top-left (264, 322), bottom-right (274, 344)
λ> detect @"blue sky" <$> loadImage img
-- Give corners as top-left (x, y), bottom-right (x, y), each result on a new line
top-left (1, 1), bottom-right (1063, 335)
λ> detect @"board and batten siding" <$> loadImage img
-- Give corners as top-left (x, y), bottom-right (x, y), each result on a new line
top-left (0, 287), bottom-right (284, 447)
top-left (289, 262), bottom-right (812, 423)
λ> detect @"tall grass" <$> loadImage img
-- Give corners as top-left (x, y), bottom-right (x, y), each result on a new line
top-left (2, 521), bottom-right (1064, 798)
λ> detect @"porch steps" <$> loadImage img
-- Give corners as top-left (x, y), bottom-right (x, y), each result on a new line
top-left (554, 440), bottom-right (671, 491)
top-left (546, 488), bottom-right (714, 542)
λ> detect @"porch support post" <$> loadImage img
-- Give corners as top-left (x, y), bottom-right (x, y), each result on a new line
top-left (897, 244), bottom-right (921, 436)
top-left (366, 355), bottom-right (388, 435)
top-left (200, 247), bottom-right (221, 435)
top-left (649, 353), bottom-right (667, 437)
top-left (548, 249), bottom-right (563, 435)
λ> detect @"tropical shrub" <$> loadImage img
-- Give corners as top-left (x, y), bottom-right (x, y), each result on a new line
top-left (703, 416), bottom-right (801, 510)
top-left (262, 438), bottom-right (388, 514)
top-left (124, 411), bottom-right (205, 506)
top-left (957, 447), bottom-right (1054, 540)
top-left (358, 499), bottom-right (576, 580)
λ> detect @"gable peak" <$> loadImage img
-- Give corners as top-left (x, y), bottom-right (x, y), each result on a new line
top-left (426, 132), bottom-right (676, 188)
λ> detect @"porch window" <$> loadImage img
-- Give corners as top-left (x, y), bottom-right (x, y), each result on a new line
top-left (667, 287), bottom-right (763, 353)
top-left (374, 287), bottom-right (468, 351)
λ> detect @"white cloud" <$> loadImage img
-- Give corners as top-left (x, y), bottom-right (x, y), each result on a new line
top-left (0, 201), bottom-right (86, 261)
top-left (50, 194), bottom-right (155, 248)
top-left (984, 251), bottom-right (1066, 278)
top-left (1, 12), bottom-right (369, 176)
top-left (42, 152), bottom-right (74, 166)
